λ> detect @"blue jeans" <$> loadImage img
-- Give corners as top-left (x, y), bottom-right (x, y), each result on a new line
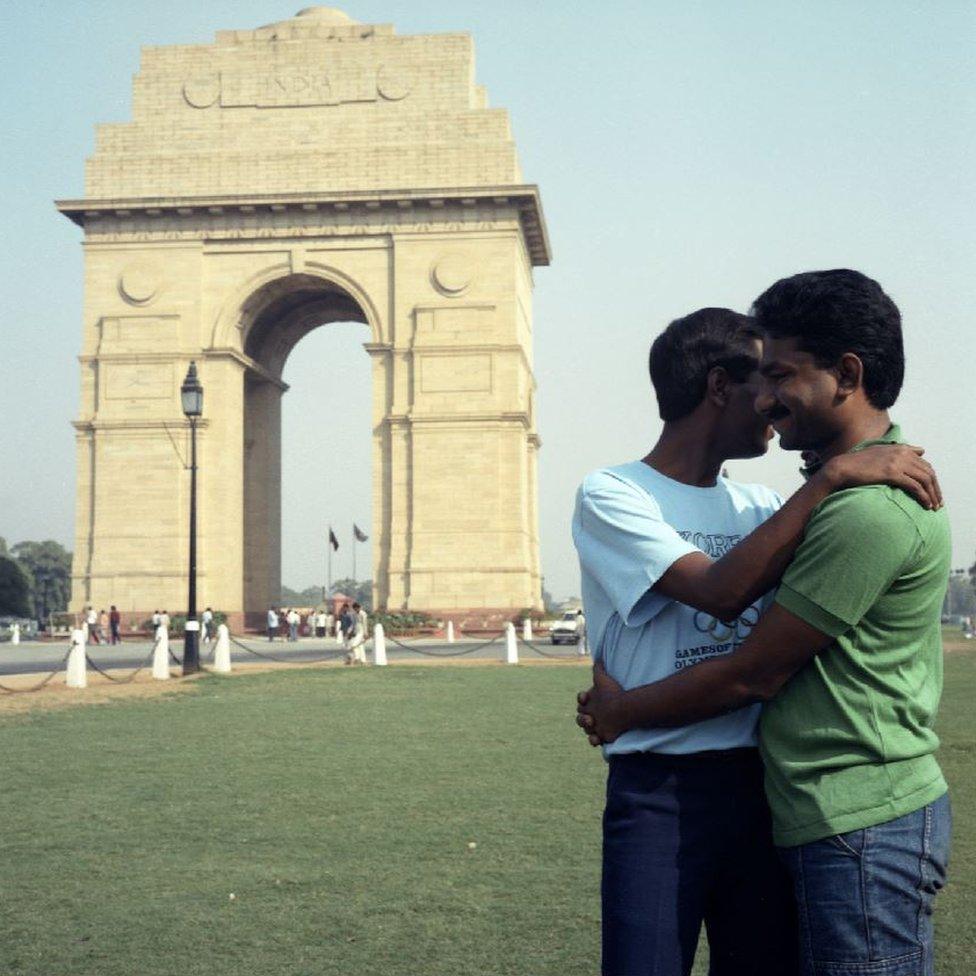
top-left (778, 792), bottom-right (951, 976)
top-left (602, 749), bottom-right (797, 976)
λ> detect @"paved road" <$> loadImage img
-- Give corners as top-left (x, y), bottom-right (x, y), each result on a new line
top-left (0, 634), bottom-right (583, 676)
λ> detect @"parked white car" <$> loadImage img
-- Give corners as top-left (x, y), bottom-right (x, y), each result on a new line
top-left (550, 610), bottom-right (581, 645)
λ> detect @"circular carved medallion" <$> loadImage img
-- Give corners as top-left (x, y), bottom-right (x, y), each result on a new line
top-left (119, 263), bottom-right (161, 305)
top-left (376, 65), bottom-right (411, 101)
top-left (183, 75), bottom-right (221, 109)
top-left (431, 254), bottom-right (473, 296)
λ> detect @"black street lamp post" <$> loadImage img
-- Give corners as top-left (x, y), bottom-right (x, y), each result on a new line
top-left (180, 362), bottom-right (204, 675)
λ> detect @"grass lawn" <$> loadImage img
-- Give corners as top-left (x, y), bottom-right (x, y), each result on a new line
top-left (1, 646), bottom-right (973, 975)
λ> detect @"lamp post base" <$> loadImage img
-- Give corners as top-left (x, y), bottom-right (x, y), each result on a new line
top-left (183, 620), bottom-right (201, 675)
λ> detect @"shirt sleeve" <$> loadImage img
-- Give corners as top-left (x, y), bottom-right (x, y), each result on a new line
top-left (775, 488), bottom-right (919, 637)
top-left (574, 478), bottom-right (699, 628)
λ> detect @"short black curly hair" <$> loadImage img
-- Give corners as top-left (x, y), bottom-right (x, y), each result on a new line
top-left (649, 308), bottom-right (761, 422)
top-left (751, 269), bottom-right (904, 409)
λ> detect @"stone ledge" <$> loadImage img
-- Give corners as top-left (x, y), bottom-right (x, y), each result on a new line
top-left (55, 184), bottom-right (551, 266)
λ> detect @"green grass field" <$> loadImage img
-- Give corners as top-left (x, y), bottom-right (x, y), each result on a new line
top-left (1, 646), bottom-right (973, 975)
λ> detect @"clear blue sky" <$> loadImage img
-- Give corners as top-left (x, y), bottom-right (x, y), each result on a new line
top-left (1, 2), bottom-right (973, 601)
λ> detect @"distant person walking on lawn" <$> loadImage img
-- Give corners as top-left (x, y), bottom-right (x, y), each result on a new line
top-left (109, 605), bottom-right (121, 645)
top-left (202, 606), bottom-right (214, 644)
top-left (577, 271), bottom-right (950, 976)
top-left (575, 609), bottom-right (587, 657)
top-left (267, 607), bottom-right (279, 642)
top-left (287, 608), bottom-right (300, 642)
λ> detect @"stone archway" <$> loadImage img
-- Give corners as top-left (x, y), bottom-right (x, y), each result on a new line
top-left (238, 272), bottom-right (373, 619)
top-left (57, 7), bottom-right (549, 629)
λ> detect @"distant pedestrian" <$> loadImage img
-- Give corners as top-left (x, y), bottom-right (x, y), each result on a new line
top-left (267, 607), bottom-right (279, 642)
top-left (109, 605), bottom-right (121, 645)
top-left (151, 609), bottom-right (161, 634)
top-left (85, 606), bottom-right (99, 643)
top-left (340, 603), bottom-right (357, 664)
top-left (287, 608), bottom-right (300, 642)
top-left (575, 609), bottom-right (587, 657)
top-left (305, 609), bottom-right (316, 637)
top-left (315, 609), bottom-right (327, 638)
top-left (160, 610), bottom-right (171, 634)
top-left (202, 606), bottom-right (214, 643)
top-left (348, 602), bottom-right (367, 665)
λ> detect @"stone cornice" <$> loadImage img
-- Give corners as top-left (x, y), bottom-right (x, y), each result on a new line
top-left (385, 411), bottom-right (532, 429)
top-left (203, 347), bottom-right (289, 391)
top-left (55, 184), bottom-right (551, 267)
top-left (72, 418), bottom-right (212, 432)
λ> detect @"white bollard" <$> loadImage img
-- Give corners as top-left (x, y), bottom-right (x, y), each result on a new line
top-left (152, 625), bottom-right (170, 680)
top-left (446, 620), bottom-right (455, 643)
top-left (336, 624), bottom-right (343, 645)
top-left (67, 628), bottom-right (87, 688)
top-left (373, 623), bottom-right (387, 666)
top-left (11, 623), bottom-right (20, 645)
top-left (213, 623), bottom-right (232, 673)
top-left (522, 618), bottom-right (533, 642)
top-left (505, 622), bottom-right (519, 665)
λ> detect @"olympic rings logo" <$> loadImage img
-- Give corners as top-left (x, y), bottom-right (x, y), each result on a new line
top-left (693, 604), bottom-right (760, 644)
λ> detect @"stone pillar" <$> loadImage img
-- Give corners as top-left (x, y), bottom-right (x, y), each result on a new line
top-left (67, 629), bottom-right (87, 688)
top-left (213, 623), bottom-right (232, 673)
top-left (242, 376), bottom-right (283, 624)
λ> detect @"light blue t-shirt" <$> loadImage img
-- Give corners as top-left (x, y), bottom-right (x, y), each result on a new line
top-left (572, 460), bottom-right (783, 756)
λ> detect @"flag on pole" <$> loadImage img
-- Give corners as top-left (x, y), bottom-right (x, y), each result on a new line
top-left (353, 523), bottom-right (369, 542)
top-left (329, 528), bottom-right (340, 551)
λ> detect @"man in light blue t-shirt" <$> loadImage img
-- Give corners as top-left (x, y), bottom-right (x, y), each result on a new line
top-left (573, 307), bottom-right (937, 976)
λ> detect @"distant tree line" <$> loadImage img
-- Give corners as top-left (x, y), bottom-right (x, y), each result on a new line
top-left (279, 577), bottom-right (562, 616)
top-left (0, 538), bottom-right (72, 619)
top-left (280, 578), bottom-right (373, 611)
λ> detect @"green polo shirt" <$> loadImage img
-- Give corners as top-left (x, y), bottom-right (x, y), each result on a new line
top-left (759, 424), bottom-right (950, 847)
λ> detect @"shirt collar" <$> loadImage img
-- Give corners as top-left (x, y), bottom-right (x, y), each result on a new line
top-left (800, 423), bottom-right (902, 479)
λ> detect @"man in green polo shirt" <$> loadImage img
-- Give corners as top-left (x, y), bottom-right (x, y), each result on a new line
top-left (577, 269), bottom-right (951, 976)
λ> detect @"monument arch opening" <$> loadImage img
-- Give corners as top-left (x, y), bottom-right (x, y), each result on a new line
top-left (237, 272), bottom-right (374, 620)
top-left (57, 7), bottom-right (550, 629)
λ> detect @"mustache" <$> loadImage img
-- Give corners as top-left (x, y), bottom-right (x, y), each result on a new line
top-left (762, 405), bottom-right (790, 422)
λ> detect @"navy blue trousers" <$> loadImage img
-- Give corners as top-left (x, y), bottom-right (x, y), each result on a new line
top-left (602, 749), bottom-right (797, 976)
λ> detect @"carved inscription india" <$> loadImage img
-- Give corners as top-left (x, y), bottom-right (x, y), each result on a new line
top-left (183, 65), bottom-right (410, 109)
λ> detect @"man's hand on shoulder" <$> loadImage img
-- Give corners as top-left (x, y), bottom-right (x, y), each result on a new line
top-left (576, 661), bottom-right (626, 746)
top-left (820, 444), bottom-right (942, 510)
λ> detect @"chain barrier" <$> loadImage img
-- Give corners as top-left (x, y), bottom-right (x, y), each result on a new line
top-left (228, 634), bottom-right (346, 665)
top-left (516, 634), bottom-right (586, 660)
top-left (0, 644), bottom-right (73, 694)
top-left (382, 632), bottom-right (506, 657)
top-left (84, 637), bottom-right (159, 684)
top-left (0, 630), bottom-right (581, 695)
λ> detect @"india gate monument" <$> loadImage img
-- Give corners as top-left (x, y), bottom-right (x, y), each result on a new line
top-left (57, 7), bottom-right (550, 629)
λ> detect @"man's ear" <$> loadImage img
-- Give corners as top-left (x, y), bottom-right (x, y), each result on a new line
top-left (706, 366), bottom-right (731, 407)
top-left (834, 353), bottom-right (864, 398)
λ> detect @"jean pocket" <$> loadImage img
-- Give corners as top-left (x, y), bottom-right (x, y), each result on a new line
top-left (823, 828), bottom-right (866, 858)
top-left (815, 948), bottom-right (922, 976)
